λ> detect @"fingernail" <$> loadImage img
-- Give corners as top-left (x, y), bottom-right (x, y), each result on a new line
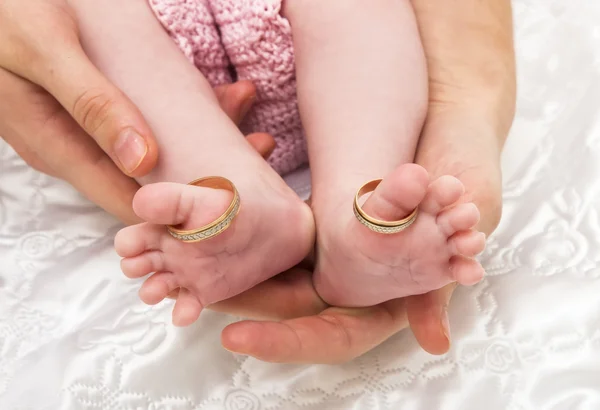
top-left (440, 307), bottom-right (451, 345)
top-left (114, 129), bottom-right (148, 173)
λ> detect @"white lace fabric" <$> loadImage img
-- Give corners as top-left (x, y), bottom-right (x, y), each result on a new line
top-left (2, 0), bottom-right (600, 408)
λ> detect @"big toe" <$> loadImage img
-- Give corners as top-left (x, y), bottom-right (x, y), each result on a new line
top-left (361, 164), bottom-right (429, 222)
top-left (133, 182), bottom-right (233, 229)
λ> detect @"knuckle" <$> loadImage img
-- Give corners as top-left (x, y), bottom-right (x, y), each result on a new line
top-left (72, 89), bottom-right (116, 136)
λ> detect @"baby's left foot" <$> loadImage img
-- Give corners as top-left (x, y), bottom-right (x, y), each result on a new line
top-left (313, 163), bottom-right (486, 307)
top-left (115, 177), bottom-right (314, 326)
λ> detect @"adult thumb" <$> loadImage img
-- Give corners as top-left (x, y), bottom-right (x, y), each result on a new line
top-left (36, 44), bottom-right (158, 177)
top-left (406, 282), bottom-right (458, 355)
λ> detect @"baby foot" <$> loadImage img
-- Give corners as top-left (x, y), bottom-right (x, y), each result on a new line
top-left (115, 180), bottom-right (314, 326)
top-left (314, 163), bottom-right (486, 307)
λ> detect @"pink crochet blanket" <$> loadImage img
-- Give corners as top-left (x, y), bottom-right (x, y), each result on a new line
top-left (149, 0), bottom-right (307, 175)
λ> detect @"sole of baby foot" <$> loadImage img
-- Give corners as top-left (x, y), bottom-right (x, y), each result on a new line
top-left (313, 163), bottom-right (486, 308)
top-left (115, 179), bottom-right (314, 326)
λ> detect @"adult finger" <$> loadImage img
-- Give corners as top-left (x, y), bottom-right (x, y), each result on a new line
top-left (246, 133), bottom-right (276, 159)
top-left (1, 132), bottom-right (54, 176)
top-left (214, 81), bottom-right (257, 125)
top-left (221, 298), bottom-right (408, 364)
top-left (0, 69), bottom-right (52, 174)
top-left (0, 67), bottom-right (142, 224)
top-left (34, 108), bottom-right (142, 225)
top-left (210, 268), bottom-right (326, 320)
top-left (213, 82), bottom-right (276, 159)
top-left (34, 42), bottom-right (158, 178)
top-left (64, 144), bottom-right (142, 225)
top-left (406, 283), bottom-right (457, 355)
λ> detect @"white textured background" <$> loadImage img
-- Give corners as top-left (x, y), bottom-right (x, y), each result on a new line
top-left (1, 0), bottom-right (600, 408)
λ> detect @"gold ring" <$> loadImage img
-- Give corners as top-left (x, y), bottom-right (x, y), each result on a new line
top-left (353, 179), bottom-right (418, 234)
top-left (167, 177), bottom-right (240, 242)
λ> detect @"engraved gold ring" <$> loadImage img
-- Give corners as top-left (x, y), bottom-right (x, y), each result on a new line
top-left (167, 177), bottom-right (240, 242)
top-left (353, 179), bottom-right (418, 234)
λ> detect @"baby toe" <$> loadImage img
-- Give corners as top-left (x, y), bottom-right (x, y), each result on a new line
top-left (114, 224), bottom-right (165, 258)
top-left (132, 182), bottom-right (232, 230)
top-left (172, 288), bottom-right (203, 327)
top-left (421, 176), bottom-right (465, 215)
top-left (449, 255), bottom-right (485, 286)
top-left (139, 272), bottom-right (179, 305)
top-left (361, 164), bottom-right (429, 222)
top-left (121, 251), bottom-right (166, 279)
top-left (437, 203), bottom-right (481, 237)
top-left (449, 230), bottom-right (487, 257)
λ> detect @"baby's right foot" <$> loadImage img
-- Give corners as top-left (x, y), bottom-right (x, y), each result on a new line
top-left (313, 164), bottom-right (486, 307)
top-left (115, 176), bottom-right (314, 326)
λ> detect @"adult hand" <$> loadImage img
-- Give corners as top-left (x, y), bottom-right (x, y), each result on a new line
top-left (210, 0), bottom-right (517, 363)
top-left (0, 0), bottom-right (158, 177)
top-left (406, 0), bottom-right (516, 355)
top-left (0, 0), bottom-right (274, 224)
top-left (214, 91), bottom-right (510, 363)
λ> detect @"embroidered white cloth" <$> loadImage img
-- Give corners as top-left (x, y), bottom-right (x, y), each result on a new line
top-left (2, 0), bottom-right (600, 408)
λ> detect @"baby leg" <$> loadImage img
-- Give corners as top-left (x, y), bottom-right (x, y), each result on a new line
top-left (149, 0), bottom-right (232, 87)
top-left (283, 0), bottom-right (486, 306)
top-left (210, 0), bottom-right (307, 175)
top-left (70, 0), bottom-right (314, 324)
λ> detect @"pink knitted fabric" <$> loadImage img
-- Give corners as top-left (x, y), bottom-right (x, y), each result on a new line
top-left (149, 0), bottom-right (232, 86)
top-left (149, 0), bottom-right (307, 175)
